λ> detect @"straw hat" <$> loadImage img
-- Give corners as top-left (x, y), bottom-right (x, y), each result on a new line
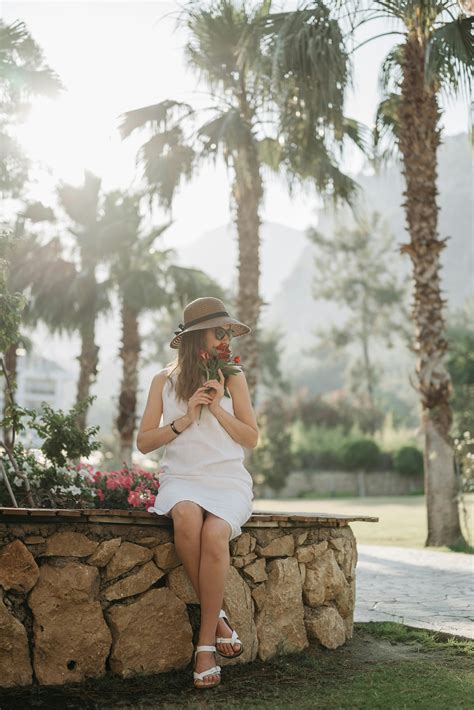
top-left (169, 297), bottom-right (251, 349)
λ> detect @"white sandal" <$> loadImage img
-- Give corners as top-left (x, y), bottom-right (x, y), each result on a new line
top-left (193, 645), bottom-right (221, 689)
top-left (215, 608), bottom-right (244, 659)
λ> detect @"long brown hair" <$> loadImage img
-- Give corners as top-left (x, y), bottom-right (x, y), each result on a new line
top-left (166, 329), bottom-right (221, 403)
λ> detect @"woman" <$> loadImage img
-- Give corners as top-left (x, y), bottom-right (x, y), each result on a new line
top-left (137, 296), bottom-right (259, 690)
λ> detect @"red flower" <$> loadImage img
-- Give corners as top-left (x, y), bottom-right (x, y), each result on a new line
top-left (199, 349), bottom-right (211, 361)
top-left (216, 342), bottom-right (231, 360)
top-left (233, 355), bottom-right (241, 364)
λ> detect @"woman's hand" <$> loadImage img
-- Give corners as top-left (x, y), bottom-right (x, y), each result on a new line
top-left (186, 386), bottom-right (215, 422)
top-left (204, 369), bottom-right (225, 413)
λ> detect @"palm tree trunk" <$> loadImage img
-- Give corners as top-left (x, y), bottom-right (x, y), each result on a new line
top-left (117, 301), bottom-right (140, 466)
top-left (75, 317), bottom-right (99, 432)
top-left (398, 34), bottom-right (464, 547)
top-left (232, 137), bottom-right (263, 403)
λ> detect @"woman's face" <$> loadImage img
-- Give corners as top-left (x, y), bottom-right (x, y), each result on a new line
top-left (204, 324), bottom-right (234, 351)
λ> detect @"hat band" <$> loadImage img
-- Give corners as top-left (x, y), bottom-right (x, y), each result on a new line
top-left (175, 310), bottom-right (230, 335)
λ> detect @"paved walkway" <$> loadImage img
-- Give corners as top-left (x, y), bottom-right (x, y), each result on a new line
top-left (355, 544), bottom-right (474, 639)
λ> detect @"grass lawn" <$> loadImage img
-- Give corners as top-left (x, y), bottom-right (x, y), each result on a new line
top-left (253, 494), bottom-right (474, 553)
top-left (0, 623), bottom-right (471, 709)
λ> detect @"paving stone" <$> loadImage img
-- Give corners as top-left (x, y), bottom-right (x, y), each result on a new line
top-left (355, 544), bottom-right (474, 639)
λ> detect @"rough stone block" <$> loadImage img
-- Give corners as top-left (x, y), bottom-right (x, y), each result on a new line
top-left (0, 540), bottom-right (39, 592)
top-left (153, 542), bottom-right (181, 570)
top-left (104, 542), bottom-right (153, 581)
top-left (87, 538), bottom-right (122, 568)
top-left (104, 561), bottom-right (165, 601)
top-left (28, 561), bottom-right (112, 685)
top-left (167, 565), bottom-right (199, 604)
top-left (304, 605), bottom-right (346, 649)
top-left (43, 532), bottom-right (98, 558)
top-left (0, 599), bottom-right (32, 687)
top-left (106, 588), bottom-right (193, 677)
top-left (258, 534), bottom-right (295, 558)
top-left (255, 558), bottom-right (308, 661)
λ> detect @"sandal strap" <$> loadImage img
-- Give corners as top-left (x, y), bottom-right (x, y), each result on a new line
top-left (193, 665), bottom-right (221, 680)
top-left (219, 608), bottom-right (227, 619)
top-left (195, 644), bottom-right (216, 653)
top-left (216, 629), bottom-right (241, 645)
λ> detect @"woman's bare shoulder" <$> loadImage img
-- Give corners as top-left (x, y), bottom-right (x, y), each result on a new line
top-left (151, 367), bottom-right (174, 389)
top-left (226, 368), bottom-right (246, 390)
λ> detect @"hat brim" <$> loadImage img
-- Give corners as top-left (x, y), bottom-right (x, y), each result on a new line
top-left (169, 316), bottom-right (251, 349)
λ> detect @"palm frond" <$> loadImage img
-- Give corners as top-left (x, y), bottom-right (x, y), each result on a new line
top-left (257, 137), bottom-right (283, 172)
top-left (21, 201), bottom-right (55, 222)
top-left (57, 171), bottom-right (102, 227)
top-left (248, 3), bottom-right (350, 119)
top-left (184, 0), bottom-right (247, 89)
top-left (196, 108), bottom-right (250, 158)
top-left (0, 130), bottom-right (29, 196)
top-left (426, 16), bottom-right (473, 97)
top-left (139, 132), bottom-right (195, 210)
top-left (119, 100), bottom-right (192, 139)
top-left (167, 264), bottom-right (228, 309)
top-left (337, 117), bottom-right (371, 155)
top-left (374, 92), bottom-right (401, 163)
top-left (0, 20), bottom-right (63, 98)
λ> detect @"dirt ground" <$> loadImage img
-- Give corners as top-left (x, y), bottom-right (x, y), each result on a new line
top-left (1, 623), bottom-right (472, 710)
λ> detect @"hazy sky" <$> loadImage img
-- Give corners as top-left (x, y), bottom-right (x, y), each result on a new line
top-left (3, 1), bottom-right (470, 251)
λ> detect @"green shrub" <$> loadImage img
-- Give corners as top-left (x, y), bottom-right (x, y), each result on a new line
top-left (290, 423), bottom-right (356, 470)
top-left (393, 446), bottom-right (424, 477)
top-left (342, 439), bottom-right (380, 471)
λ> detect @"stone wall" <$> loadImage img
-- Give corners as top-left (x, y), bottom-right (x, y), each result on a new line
top-left (0, 510), bottom-right (367, 688)
top-left (259, 469), bottom-right (424, 499)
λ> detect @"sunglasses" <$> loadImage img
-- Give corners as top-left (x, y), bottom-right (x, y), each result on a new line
top-left (214, 326), bottom-right (234, 340)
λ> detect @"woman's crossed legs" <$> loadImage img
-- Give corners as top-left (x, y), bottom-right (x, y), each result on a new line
top-left (170, 501), bottom-right (241, 686)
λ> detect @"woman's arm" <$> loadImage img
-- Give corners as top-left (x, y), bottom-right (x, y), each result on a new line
top-left (209, 370), bottom-right (259, 449)
top-left (136, 372), bottom-right (192, 454)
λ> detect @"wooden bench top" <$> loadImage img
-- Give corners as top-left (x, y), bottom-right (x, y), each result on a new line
top-left (0, 507), bottom-right (379, 526)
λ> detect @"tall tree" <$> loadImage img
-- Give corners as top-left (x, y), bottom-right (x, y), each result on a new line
top-left (120, 1), bottom-right (363, 399)
top-left (2, 203), bottom-right (76, 448)
top-left (57, 172), bottom-right (111, 431)
top-left (0, 19), bottom-right (62, 196)
top-left (365, 0), bottom-right (471, 546)
top-left (101, 191), bottom-right (233, 462)
top-left (262, 0), bottom-right (471, 545)
top-left (99, 191), bottom-right (172, 463)
top-left (309, 210), bottom-right (409, 431)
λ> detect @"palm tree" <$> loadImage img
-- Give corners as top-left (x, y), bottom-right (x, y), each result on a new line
top-left (101, 191), bottom-right (230, 463)
top-left (120, 1), bottom-right (363, 399)
top-left (2, 204), bottom-right (77, 449)
top-left (57, 172), bottom-right (111, 431)
top-left (360, 1), bottom-right (471, 546)
top-left (99, 191), bottom-right (173, 463)
top-left (255, 1), bottom-right (471, 546)
top-left (0, 19), bottom-right (62, 196)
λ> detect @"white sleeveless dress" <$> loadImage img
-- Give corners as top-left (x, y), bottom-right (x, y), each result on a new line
top-left (147, 369), bottom-right (254, 541)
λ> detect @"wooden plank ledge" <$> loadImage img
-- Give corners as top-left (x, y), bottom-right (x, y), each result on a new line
top-left (0, 506), bottom-right (378, 525)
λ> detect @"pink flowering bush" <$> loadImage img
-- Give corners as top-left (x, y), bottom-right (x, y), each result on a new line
top-left (71, 463), bottom-right (162, 510)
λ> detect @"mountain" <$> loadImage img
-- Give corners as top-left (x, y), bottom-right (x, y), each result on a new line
top-left (264, 133), bottom-right (473, 369)
top-left (174, 221), bottom-right (307, 302)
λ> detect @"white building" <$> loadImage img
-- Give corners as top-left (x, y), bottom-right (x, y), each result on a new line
top-left (1, 351), bottom-right (75, 447)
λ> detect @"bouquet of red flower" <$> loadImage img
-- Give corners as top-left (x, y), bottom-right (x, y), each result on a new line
top-left (198, 342), bottom-right (241, 417)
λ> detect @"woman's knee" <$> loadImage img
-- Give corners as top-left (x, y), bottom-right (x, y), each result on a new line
top-left (200, 515), bottom-right (231, 558)
top-left (171, 501), bottom-right (204, 536)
